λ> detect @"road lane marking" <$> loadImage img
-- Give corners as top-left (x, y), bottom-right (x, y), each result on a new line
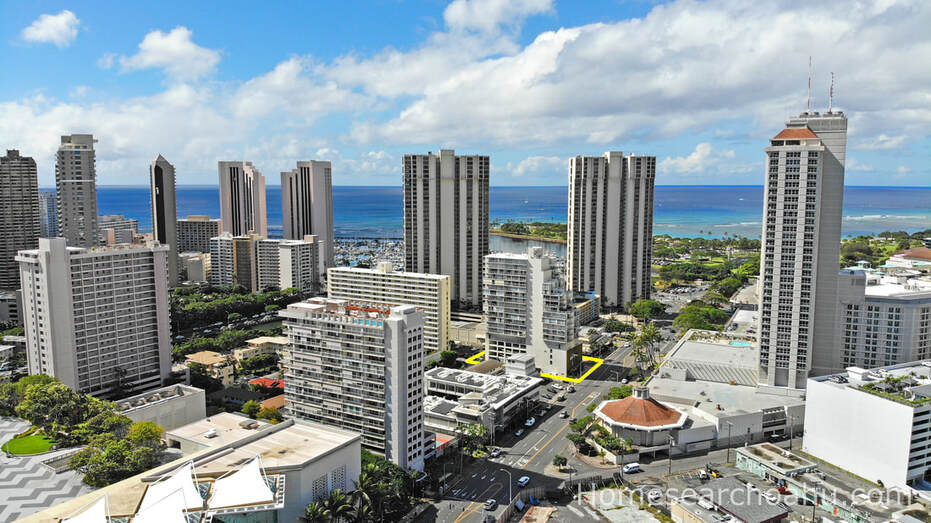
top-left (566, 505), bottom-right (585, 517)
top-left (521, 391), bottom-right (598, 470)
top-left (453, 483), bottom-right (502, 523)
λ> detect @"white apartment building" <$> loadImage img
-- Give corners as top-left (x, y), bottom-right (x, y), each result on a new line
top-left (279, 235), bottom-right (324, 294)
top-left (281, 161), bottom-right (334, 268)
top-left (758, 111), bottom-right (847, 389)
top-left (403, 149), bottom-right (489, 309)
top-left (281, 297), bottom-right (426, 471)
top-left (836, 269), bottom-right (931, 369)
top-left (211, 233), bottom-right (321, 293)
top-left (328, 262), bottom-right (450, 354)
top-left (56, 134), bottom-right (99, 248)
top-left (567, 152), bottom-right (656, 308)
top-left (218, 161), bottom-right (267, 237)
top-left (177, 215), bottom-right (221, 253)
top-left (484, 247), bottom-right (582, 376)
top-left (0, 150), bottom-right (39, 290)
top-left (150, 155), bottom-right (179, 285)
top-left (805, 361), bottom-right (931, 489)
top-left (16, 238), bottom-right (172, 396)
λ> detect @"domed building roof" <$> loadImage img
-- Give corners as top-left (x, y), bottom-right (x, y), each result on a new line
top-left (594, 386), bottom-right (686, 431)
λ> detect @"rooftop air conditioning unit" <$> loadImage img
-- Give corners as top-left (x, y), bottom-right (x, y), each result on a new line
top-left (204, 429), bottom-right (218, 438)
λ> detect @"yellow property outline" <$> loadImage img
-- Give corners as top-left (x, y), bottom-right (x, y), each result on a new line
top-left (465, 350), bottom-right (604, 384)
top-left (464, 350), bottom-right (486, 365)
top-left (540, 356), bottom-right (604, 384)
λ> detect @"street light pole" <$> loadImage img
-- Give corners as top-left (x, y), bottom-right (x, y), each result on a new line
top-left (725, 421), bottom-right (733, 463)
top-left (499, 468), bottom-right (513, 505)
top-left (789, 415), bottom-right (796, 451)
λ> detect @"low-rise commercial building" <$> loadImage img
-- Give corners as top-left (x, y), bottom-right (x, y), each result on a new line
top-left (671, 477), bottom-right (790, 523)
top-left (805, 360), bottom-right (931, 490)
top-left (28, 415), bottom-right (362, 523)
top-left (424, 367), bottom-right (542, 434)
top-left (328, 262), bottom-right (450, 354)
top-left (115, 384), bottom-right (206, 431)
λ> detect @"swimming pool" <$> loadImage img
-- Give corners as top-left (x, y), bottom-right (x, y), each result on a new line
top-left (729, 341), bottom-right (752, 347)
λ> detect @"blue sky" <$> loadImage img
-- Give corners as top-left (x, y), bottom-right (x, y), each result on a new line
top-left (2, 0), bottom-right (929, 186)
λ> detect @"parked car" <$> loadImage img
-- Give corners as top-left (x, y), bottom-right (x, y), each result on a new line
top-left (484, 499), bottom-right (497, 511)
top-left (698, 469), bottom-right (709, 481)
top-left (647, 490), bottom-right (663, 503)
top-left (538, 410), bottom-right (546, 417)
top-left (489, 448), bottom-right (502, 458)
top-left (622, 463), bottom-right (641, 474)
top-left (621, 378), bottom-right (629, 384)
top-left (557, 394), bottom-right (566, 401)
top-left (762, 492), bottom-right (778, 504)
top-left (559, 411), bottom-right (569, 419)
top-left (567, 385), bottom-right (576, 393)
top-left (517, 476), bottom-right (530, 487)
top-left (515, 429), bottom-right (525, 437)
top-left (525, 418), bottom-right (535, 427)
top-left (543, 393), bottom-right (553, 400)
top-left (551, 383), bottom-right (564, 390)
top-left (569, 417), bottom-right (577, 424)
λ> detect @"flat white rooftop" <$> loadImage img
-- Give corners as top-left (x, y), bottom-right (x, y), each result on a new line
top-left (650, 377), bottom-right (803, 416)
top-left (166, 412), bottom-right (269, 448)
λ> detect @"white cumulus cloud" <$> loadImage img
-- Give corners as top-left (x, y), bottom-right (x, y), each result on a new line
top-left (444, 0), bottom-right (553, 34)
top-left (507, 155), bottom-right (564, 177)
top-left (111, 27), bottom-right (220, 81)
top-left (854, 134), bottom-right (907, 150)
top-left (21, 10), bottom-right (80, 47)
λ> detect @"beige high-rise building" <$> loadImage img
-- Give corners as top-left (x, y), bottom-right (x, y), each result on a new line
top-left (56, 134), bottom-right (99, 248)
top-left (210, 233), bottom-right (320, 294)
top-left (403, 149), bottom-right (489, 309)
top-left (757, 110), bottom-right (847, 390)
top-left (17, 238), bottom-right (172, 396)
top-left (281, 161), bottom-right (333, 268)
top-left (150, 155), bottom-right (179, 285)
top-left (0, 150), bottom-right (39, 290)
top-left (177, 215), bottom-right (221, 253)
top-left (282, 297), bottom-right (426, 471)
top-left (567, 152), bottom-right (655, 308)
top-left (218, 161), bottom-right (267, 237)
top-left (328, 262), bottom-right (450, 353)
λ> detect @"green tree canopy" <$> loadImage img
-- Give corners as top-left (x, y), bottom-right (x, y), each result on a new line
top-left (242, 400), bottom-right (261, 418)
top-left (127, 421), bottom-right (164, 448)
top-left (629, 299), bottom-right (667, 322)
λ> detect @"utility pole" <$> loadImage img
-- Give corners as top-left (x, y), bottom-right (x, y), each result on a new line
top-left (667, 435), bottom-right (675, 479)
top-left (789, 415), bottom-right (796, 451)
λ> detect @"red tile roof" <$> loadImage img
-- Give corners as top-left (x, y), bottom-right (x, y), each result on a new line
top-left (773, 127), bottom-right (817, 140)
top-left (249, 377), bottom-right (284, 388)
top-left (598, 396), bottom-right (684, 427)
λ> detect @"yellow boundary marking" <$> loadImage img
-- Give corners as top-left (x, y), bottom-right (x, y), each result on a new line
top-left (539, 356), bottom-right (604, 384)
top-left (465, 350), bottom-right (485, 365)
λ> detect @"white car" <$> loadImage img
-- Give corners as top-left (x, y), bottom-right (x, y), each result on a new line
top-left (517, 476), bottom-right (530, 487)
top-left (525, 418), bottom-right (536, 427)
top-left (551, 383), bottom-right (564, 390)
top-left (647, 490), bottom-right (663, 503)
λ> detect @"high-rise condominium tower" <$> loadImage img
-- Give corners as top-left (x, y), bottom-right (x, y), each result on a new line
top-left (758, 110), bottom-right (847, 389)
top-left (0, 150), bottom-right (40, 290)
top-left (39, 190), bottom-right (58, 238)
top-left (17, 238), bottom-right (172, 396)
top-left (281, 161), bottom-right (334, 268)
top-left (484, 247), bottom-right (581, 376)
top-left (218, 161), bottom-right (267, 237)
top-left (403, 149), bottom-right (489, 308)
top-left (567, 152), bottom-right (656, 308)
top-left (282, 298), bottom-right (426, 471)
top-left (56, 134), bottom-right (99, 248)
top-left (150, 155), bottom-right (179, 285)
top-left (328, 262), bottom-right (450, 354)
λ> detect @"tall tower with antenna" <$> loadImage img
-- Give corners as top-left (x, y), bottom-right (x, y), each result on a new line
top-left (757, 73), bottom-right (848, 390)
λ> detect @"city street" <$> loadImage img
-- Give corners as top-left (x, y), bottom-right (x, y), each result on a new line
top-left (431, 343), bottom-right (635, 523)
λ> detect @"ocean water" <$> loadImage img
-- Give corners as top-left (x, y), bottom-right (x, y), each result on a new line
top-left (90, 185), bottom-right (931, 239)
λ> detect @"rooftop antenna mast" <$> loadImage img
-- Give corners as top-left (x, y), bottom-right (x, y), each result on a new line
top-left (807, 57), bottom-right (812, 112)
top-left (829, 72), bottom-right (835, 112)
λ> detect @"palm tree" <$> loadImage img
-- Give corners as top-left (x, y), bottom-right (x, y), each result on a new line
top-left (634, 322), bottom-right (664, 369)
top-left (321, 489), bottom-right (353, 522)
top-left (300, 502), bottom-right (327, 523)
top-left (351, 470), bottom-right (380, 510)
top-left (704, 290), bottom-right (729, 308)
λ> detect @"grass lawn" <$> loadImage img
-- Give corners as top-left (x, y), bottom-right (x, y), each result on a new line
top-left (1, 434), bottom-right (53, 455)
